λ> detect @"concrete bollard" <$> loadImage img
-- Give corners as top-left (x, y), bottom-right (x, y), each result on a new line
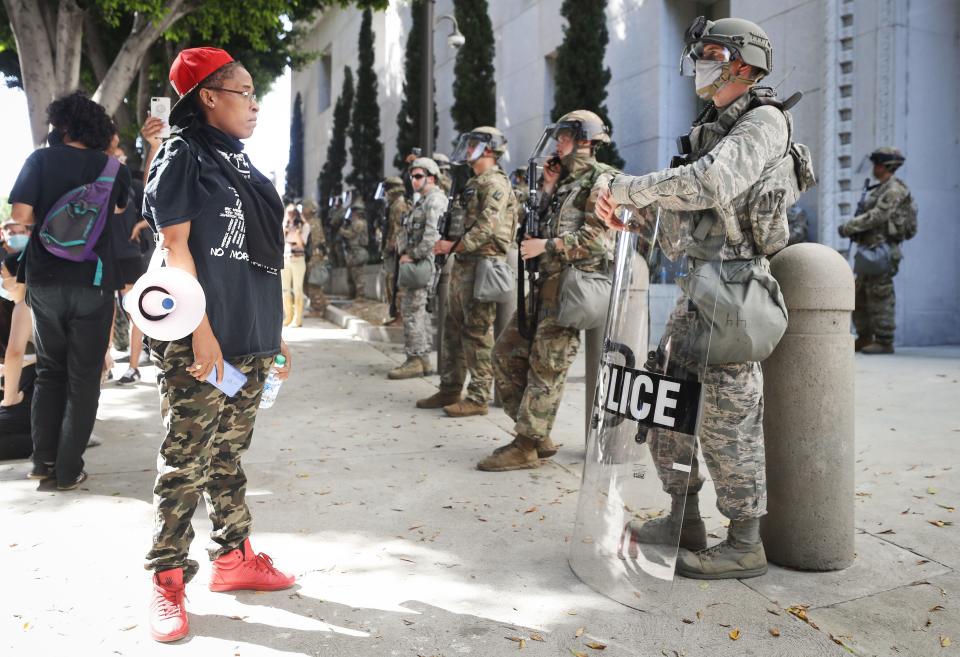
top-left (760, 243), bottom-right (856, 571)
top-left (493, 247), bottom-right (519, 408)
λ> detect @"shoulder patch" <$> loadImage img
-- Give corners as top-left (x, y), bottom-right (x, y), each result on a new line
top-left (493, 190), bottom-right (504, 201)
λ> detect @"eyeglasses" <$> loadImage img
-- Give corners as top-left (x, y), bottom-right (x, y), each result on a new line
top-left (204, 86), bottom-right (258, 103)
top-left (410, 173), bottom-right (426, 180)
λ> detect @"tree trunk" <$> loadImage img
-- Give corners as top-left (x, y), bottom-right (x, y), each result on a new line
top-left (136, 45), bottom-right (154, 125)
top-left (53, 0), bottom-right (84, 95)
top-left (3, 0), bottom-right (58, 146)
top-left (92, 0), bottom-right (192, 115)
top-left (82, 11), bottom-right (110, 80)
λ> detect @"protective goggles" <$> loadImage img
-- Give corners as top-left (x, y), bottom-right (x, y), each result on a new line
top-left (450, 132), bottom-right (505, 163)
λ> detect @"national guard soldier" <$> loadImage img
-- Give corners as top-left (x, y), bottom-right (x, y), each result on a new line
top-left (476, 110), bottom-right (619, 472)
top-left (382, 176), bottom-right (409, 324)
top-left (388, 158), bottom-right (448, 379)
top-left (417, 127), bottom-right (517, 417)
top-left (434, 152), bottom-right (453, 194)
top-left (301, 199), bottom-right (329, 316)
top-left (839, 147), bottom-right (916, 354)
top-left (595, 16), bottom-right (812, 579)
top-left (340, 196), bottom-right (370, 300)
top-left (329, 192), bottom-right (349, 268)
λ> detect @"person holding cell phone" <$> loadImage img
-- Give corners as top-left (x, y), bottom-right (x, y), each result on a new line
top-left (140, 46), bottom-right (294, 643)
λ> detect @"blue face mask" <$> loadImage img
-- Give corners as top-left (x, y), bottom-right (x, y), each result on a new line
top-left (5, 234), bottom-right (29, 252)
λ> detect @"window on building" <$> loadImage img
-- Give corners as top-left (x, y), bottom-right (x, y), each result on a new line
top-left (318, 51), bottom-right (332, 113)
top-left (544, 51), bottom-right (557, 119)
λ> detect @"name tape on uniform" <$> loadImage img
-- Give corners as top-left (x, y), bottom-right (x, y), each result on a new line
top-left (598, 362), bottom-right (701, 436)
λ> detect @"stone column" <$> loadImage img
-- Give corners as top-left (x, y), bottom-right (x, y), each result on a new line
top-left (760, 243), bottom-right (856, 570)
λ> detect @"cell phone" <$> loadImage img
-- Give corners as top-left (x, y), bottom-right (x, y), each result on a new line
top-left (205, 362), bottom-right (248, 397)
top-left (150, 96), bottom-right (171, 139)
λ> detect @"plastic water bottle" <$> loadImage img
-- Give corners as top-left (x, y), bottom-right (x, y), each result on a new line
top-left (259, 355), bottom-right (286, 409)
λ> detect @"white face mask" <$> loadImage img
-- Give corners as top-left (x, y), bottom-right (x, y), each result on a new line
top-left (694, 60), bottom-right (726, 100)
top-left (0, 283), bottom-right (13, 301)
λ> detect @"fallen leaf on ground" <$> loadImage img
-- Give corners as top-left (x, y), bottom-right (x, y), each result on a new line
top-left (408, 524), bottom-right (424, 531)
top-left (936, 504), bottom-right (956, 512)
top-left (681, 618), bottom-right (694, 624)
top-left (787, 605), bottom-right (810, 621)
top-left (575, 627), bottom-right (585, 637)
top-left (696, 610), bottom-right (703, 620)
top-left (930, 605), bottom-right (945, 612)
top-left (571, 651), bottom-right (588, 657)
top-left (767, 608), bottom-right (781, 616)
top-left (296, 473), bottom-right (309, 479)
top-left (585, 641), bottom-right (607, 650)
top-left (524, 506), bottom-right (538, 514)
top-left (928, 487), bottom-right (938, 495)
top-left (928, 520), bottom-right (953, 527)
top-left (402, 619), bottom-right (415, 625)
top-left (876, 528), bottom-right (896, 534)
top-left (769, 627), bottom-right (780, 637)
top-left (729, 629), bottom-right (741, 640)
top-left (941, 635), bottom-right (951, 647)
top-left (530, 633), bottom-right (545, 641)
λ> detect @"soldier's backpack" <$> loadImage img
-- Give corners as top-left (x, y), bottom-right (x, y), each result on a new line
top-left (38, 156), bottom-right (121, 286)
top-left (891, 191), bottom-right (918, 242)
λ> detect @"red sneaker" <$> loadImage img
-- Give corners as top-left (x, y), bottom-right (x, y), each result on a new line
top-left (209, 538), bottom-right (296, 592)
top-left (149, 568), bottom-right (189, 642)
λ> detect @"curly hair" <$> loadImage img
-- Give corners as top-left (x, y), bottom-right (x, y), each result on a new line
top-left (46, 91), bottom-right (116, 151)
top-left (192, 61), bottom-right (247, 120)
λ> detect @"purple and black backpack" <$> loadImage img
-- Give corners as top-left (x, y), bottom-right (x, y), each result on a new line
top-left (38, 156), bottom-right (120, 286)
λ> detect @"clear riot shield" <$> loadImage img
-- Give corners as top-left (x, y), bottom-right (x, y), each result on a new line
top-left (570, 210), bottom-right (722, 610)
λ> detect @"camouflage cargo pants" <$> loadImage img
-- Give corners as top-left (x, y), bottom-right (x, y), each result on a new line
top-left (647, 295), bottom-right (767, 521)
top-left (347, 265), bottom-right (365, 299)
top-left (494, 279), bottom-right (580, 440)
top-left (143, 339), bottom-right (273, 582)
top-left (440, 260), bottom-right (497, 404)
top-left (853, 269), bottom-right (897, 345)
top-left (383, 254), bottom-right (399, 314)
top-left (400, 286), bottom-right (430, 357)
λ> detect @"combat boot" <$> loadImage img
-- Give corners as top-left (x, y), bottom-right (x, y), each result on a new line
top-left (443, 400), bottom-right (488, 417)
top-left (416, 390), bottom-right (461, 409)
top-left (536, 436), bottom-right (559, 458)
top-left (388, 356), bottom-right (425, 380)
top-left (676, 518), bottom-right (767, 580)
top-left (619, 493), bottom-right (707, 558)
top-left (477, 435), bottom-right (539, 472)
top-left (418, 355), bottom-right (434, 375)
top-left (862, 342), bottom-right (894, 354)
top-left (854, 334), bottom-right (873, 352)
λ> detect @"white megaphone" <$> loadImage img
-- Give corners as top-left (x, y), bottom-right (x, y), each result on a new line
top-left (125, 237), bottom-right (206, 341)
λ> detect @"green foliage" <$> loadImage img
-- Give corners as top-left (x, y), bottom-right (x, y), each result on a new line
top-left (551, 0), bottom-right (624, 168)
top-left (450, 0), bottom-right (496, 135)
top-left (393, 0), bottom-right (436, 171)
top-left (285, 92), bottom-right (305, 201)
top-left (346, 9), bottom-right (383, 201)
top-left (318, 67), bottom-right (354, 204)
top-left (0, 199), bottom-right (11, 223)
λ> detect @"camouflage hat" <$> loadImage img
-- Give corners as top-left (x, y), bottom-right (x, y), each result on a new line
top-left (869, 146), bottom-right (905, 169)
top-left (682, 16), bottom-right (773, 75)
top-left (384, 176), bottom-right (404, 187)
top-left (556, 110), bottom-right (611, 144)
top-left (409, 157), bottom-right (441, 178)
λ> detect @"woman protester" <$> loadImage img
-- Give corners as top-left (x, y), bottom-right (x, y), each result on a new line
top-left (7, 91), bottom-right (130, 490)
top-left (141, 47), bottom-right (294, 643)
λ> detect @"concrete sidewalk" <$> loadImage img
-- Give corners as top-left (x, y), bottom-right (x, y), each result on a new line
top-left (1, 318), bottom-right (957, 657)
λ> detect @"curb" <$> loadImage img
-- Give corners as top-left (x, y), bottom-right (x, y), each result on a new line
top-left (323, 303), bottom-right (404, 344)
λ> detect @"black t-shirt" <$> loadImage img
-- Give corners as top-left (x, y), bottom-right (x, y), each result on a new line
top-left (111, 177), bottom-right (144, 261)
top-left (142, 135), bottom-right (282, 359)
top-left (9, 145), bottom-right (131, 289)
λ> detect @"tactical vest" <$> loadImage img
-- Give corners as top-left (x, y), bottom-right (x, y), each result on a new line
top-left (539, 159), bottom-right (618, 275)
top-left (673, 86), bottom-right (816, 260)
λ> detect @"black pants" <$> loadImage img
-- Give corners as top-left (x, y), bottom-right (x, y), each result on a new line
top-left (0, 366), bottom-right (35, 460)
top-left (28, 285), bottom-right (113, 484)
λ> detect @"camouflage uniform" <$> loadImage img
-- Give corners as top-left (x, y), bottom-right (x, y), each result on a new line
top-left (786, 204), bottom-right (808, 245)
top-left (303, 204), bottom-right (329, 314)
top-left (439, 166), bottom-right (517, 404)
top-left (606, 88), bottom-right (793, 521)
top-left (494, 153), bottom-right (617, 443)
top-left (329, 205), bottom-right (348, 268)
top-left (340, 207), bottom-right (369, 299)
top-left (383, 189), bottom-right (410, 313)
top-left (398, 186), bottom-right (447, 357)
top-left (143, 339), bottom-right (273, 583)
top-left (839, 176), bottom-right (912, 347)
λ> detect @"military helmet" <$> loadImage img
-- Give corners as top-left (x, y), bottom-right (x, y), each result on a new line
top-left (869, 146), bottom-right (905, 170)
top-left (409, 156), bottom-right (441, 178)
top-left (682, 16), bottom-right (773, 76)
top-left (556, 110), bottom-right (611, 144)
top-left (450, 126), bottom-right (508, 163)
top-left (300, 199), bottom-right (318, 214)
top-left (350, 196), bottom-right (366, 211)
top-left (384, 176), bottom-right (404, 187)
top-left (432, 153), bottom-right (451, 168)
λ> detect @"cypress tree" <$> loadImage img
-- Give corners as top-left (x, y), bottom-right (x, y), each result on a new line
top-left (318, 67), bottom-right (354, 205)
top-left (451, 0), bottom-right (496, 134)
top-left (347, 8), bottom-right (384, 201)
top-left (393, 0), bottom-right (437, 170)
top-left (551, 0), bottom-right (624, 168)
top-left (284, 92), bottom-right (304, 202)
